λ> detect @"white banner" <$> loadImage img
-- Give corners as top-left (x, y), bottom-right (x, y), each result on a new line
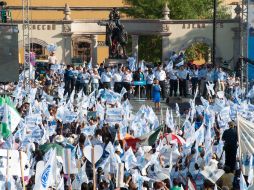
top-left (238, 115), bottom-right (254, 175)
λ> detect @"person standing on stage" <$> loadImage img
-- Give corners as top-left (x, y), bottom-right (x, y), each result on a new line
top-left (177, 65), bottom-right (188, 97)
top-left (64, 65), bottom-right (74, 98)
top-left (76, 67), bottom-right (91, 95)
top-left (155, 64), bottom-right (167, 100)
top-left (168, 66), bottom-right (178, 97)
top-left (91, 68), bottom-right (101, 92)
top-left (189, 66), bottom-right (199, 96)
top-left (152, 79), bottom-right (161, 111)
top-left (101, 67), bottom-right (112, 89)
top-left (122, 68), bottom-right (132, 100)
top-left (113, 67), bottom-right (123, 93)
top-left (146, 68), bottom-right (155, 100)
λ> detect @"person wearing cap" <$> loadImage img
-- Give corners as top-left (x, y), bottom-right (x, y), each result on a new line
top-left (154, 65), bottom-right (167, 100)
top-left (222, 121), bottom-right (238, 172)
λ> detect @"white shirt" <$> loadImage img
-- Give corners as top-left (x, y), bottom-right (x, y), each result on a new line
top-left (79, 72), bottom-right (90, 83)
top-left (155, 70), bottom-right (166, 81)
top-left (113, 72), bottom-right (123, 82)
top-left (101, 72), bottom-right (112, 83)
top-left (122, 73), bottom-right (132, 83)
top-left (177, 69), bottom-right (188, 79)
top-left (146, 73), bottom-right (155, 84)
top-left (91, 74), bottom-right (100, 84)
top-left (168, 69), bottom-right (178, 80)
top-left (48, 55), bottom-right (57, 64)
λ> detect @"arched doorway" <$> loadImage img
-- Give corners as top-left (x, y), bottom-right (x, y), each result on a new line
top-left (184, 42), bottom-right (211, 66)
top-left (30, 43), bottom-right (46, 59)
top-left (72, 36), bottom-right (91, 64)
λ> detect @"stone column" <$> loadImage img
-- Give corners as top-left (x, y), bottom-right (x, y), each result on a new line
top-left (91, 35), bottom-right (98, 66)
top-left (62, 33), bottom-right (72, 65)
top-left (162, 35), bottom-right (170, 62)
top-left (132, 35), bottom-right (139, 63)
top-left (232, 27), bottom-right (240, 70)
top-left (62, 5), bottom-right (72, 65)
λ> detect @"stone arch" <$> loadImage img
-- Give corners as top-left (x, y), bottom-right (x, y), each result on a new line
top-left (18, 38), bottom-right (48, 48)
top-left (177, 37), bottom-right (221, 58)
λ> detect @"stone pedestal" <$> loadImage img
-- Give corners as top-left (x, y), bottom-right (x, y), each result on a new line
top-left (105, 59), bottom-right (127, 67)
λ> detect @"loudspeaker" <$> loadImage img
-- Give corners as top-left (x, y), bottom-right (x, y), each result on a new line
top-left (0, 24), bottom-right (19, 82)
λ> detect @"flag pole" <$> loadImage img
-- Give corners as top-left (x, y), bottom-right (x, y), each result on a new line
top-left (19, 151), bottom-right (25, 190)
top-left (6, 150), bottom-right (9, 190)
top-left (92, 145), bottom-right (96, 190)
top-left (237, 113), bottom-right (242, 167)
top-left (66, 149), bottom-right (72, 190)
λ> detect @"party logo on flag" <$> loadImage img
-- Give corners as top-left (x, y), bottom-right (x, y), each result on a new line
top-left (41, 165), bottom-right (51, 188)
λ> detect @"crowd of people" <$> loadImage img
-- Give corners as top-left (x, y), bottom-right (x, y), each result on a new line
top-left (0, 52), bottom-right (253, 190)
top-left (50, 57), bottom-right (241, 109)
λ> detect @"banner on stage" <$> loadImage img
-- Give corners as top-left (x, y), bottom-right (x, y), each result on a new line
top-left (248, 0), bottom-right (254, 80)
top-left (238, 115), bottom-right (254, 175)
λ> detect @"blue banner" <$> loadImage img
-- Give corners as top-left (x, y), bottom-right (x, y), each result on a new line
top-left (248, 0), bottom-right (254, 80)
top-left (132, 81), bottom-right (146, 86)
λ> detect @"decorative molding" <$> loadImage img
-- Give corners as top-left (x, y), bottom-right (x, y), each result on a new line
top-left (9, 6), bottom-right (129, 11)
top-left (63, 24), bottom-right (71, 33)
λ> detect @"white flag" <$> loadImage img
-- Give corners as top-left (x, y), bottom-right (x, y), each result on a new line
top-left (175, 103), bottom-right (180, 117)
top-left (240, 172), bottom-right (248, 190)
top-left (34, 148), bottom-right (56, 190)
top-left (56, 177), bottom-right (64, 190)
top-left (188, 179), bottom-right (195, 190)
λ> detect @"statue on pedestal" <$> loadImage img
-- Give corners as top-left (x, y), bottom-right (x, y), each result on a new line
top-left (98, 8), bottom-right (128, 59)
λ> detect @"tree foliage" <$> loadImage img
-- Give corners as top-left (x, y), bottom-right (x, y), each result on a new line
top-left (122, 0), bottom-right (231, 62)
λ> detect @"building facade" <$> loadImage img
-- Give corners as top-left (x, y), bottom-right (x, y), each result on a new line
top-left (7, 0), bottom-right (127, 64)
top-left (5, 0), bottom-right (242, 68)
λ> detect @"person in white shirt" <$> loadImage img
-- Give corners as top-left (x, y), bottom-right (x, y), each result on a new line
top-left (177, 66), bottom-right (188, 97)
top-left (101, 67), bottom-right (112, 89)
top-left (76, 67), bottom-right (90, 95)
top-left (168, 67), bottom-right (178, 97)
top-left (146, 68), bottom-right (155, 100)
top-left (48, 52), bottom-right (57, 70)
top-left (113, 68), bottom-right (123, 93)
top-left (91, 69), bottom-right (101, 92)
top-left (189, 66), bottom-right (199, 96)
top-left (154, 65), bottom-right (167, 100)
top-left (122, 67), bottom-right (132, 99)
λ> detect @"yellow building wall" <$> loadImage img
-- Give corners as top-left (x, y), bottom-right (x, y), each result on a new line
top-left (7, 0), bottom-right (127, 20)
top-left (6, 0), bottom-right (125, 7)
top-left (7, 0), bottom-right (126, 63)
top-left (97, 35), bottom-right (108, 64)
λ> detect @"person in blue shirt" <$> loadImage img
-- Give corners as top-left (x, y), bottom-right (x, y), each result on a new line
top-left (64, 65), bottom-right (74, 98)
top-left (152, 79), bottom-right (161, 111)
top-left (218, 67), bottom-right (227, 92)
top-left (133, 68), bottom-right (145, 97)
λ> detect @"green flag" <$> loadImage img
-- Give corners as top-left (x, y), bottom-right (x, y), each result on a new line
top-left (0, 97), bottom-right (21, 138)
top-left (137, 126), bottom-right (162, 146)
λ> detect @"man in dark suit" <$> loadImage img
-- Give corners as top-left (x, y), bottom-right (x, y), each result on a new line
top-left (222, 121), bottom-right (238, 172)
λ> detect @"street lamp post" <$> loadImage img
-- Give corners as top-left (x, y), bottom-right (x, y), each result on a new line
top-left (213, 0), bottom-right (217, 66)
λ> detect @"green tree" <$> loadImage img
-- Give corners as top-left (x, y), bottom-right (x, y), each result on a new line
top-left (122, 0), bottom-right (231, 62)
